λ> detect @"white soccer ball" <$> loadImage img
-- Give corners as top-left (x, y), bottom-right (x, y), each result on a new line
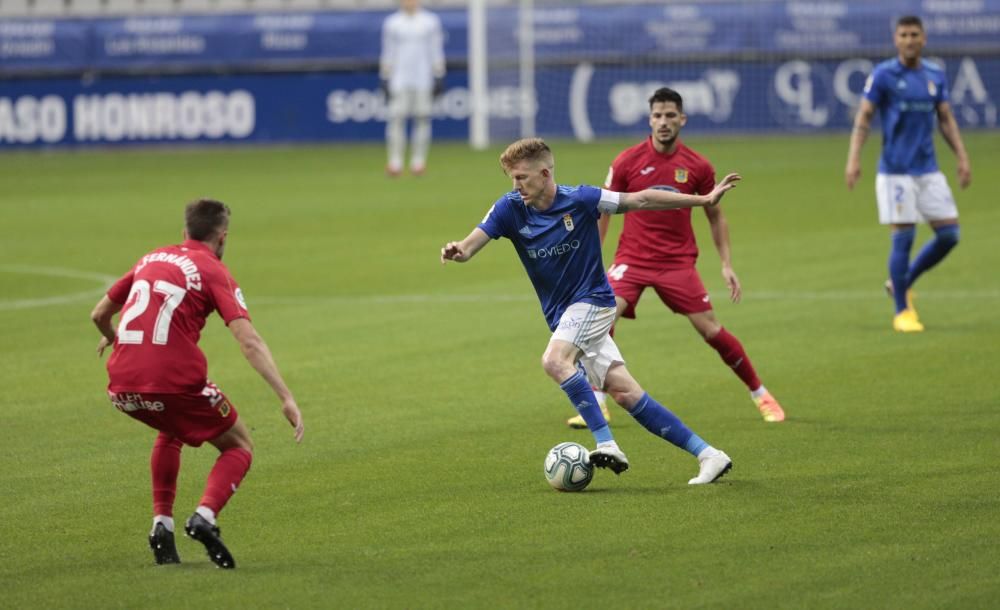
top-left (543, 441), bottom-right (594, 492)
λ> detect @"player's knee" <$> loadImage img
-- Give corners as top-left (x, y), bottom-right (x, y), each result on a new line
top-left (936, 224), bottom-right (960, 248)
top-left (608, 387), bottom-right (643, 410)
top-left (540, 354), bottom-right (573, 381)
top-left (604, 374), bottom-right (644, 410)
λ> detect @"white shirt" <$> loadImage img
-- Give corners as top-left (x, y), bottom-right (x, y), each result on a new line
top-left (380, 8), bottom-right (446, 93)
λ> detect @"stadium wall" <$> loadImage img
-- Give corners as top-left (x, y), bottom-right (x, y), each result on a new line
top-left (1, 0), bottom-right (998, 149)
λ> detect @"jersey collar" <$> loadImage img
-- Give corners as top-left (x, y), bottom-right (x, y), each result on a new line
top-left (646, 136), bottom-right (683, 159)
top-left (182, 239), bottom-right (215, 256)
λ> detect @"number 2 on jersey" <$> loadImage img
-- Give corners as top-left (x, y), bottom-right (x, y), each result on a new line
top-left (117, 280), bottom-right (187, 345)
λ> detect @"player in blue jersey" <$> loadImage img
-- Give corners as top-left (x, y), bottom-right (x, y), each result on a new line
top-left (440, 138), bottom-right (740, 485)
top-left (846, 15), bottom-right (972, 332)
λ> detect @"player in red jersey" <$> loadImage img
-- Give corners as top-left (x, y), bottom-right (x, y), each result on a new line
top-left (90, 199), bottom-right (304, 569)
top-left (567, 87), bottom-right (785, 427)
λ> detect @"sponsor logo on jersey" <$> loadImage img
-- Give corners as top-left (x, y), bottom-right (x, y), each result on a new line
top-left (518, 225), bottom-right (532, 236)
top-left (674, 169), bottom-right (688, 183)
top-left (927, 80), bottom-right (937, 96)
top-left (562, 214), bottom-right (574, 232)
top-left (110, 392), bottom-right (165, 413)
top-left (640, 166), bottom-right (655, 175)
top-left (235, 287), bottom-right (247, 310)
top-left (526, 240), bottom-right (581, 259)
top-left (897, 79), bottom-right (907, 90)
top-left (216, 398), bottom-right (232, 418)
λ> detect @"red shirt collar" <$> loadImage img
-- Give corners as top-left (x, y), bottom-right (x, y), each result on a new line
top-left (181, 239), bottom-right (217, 257)
top-left (646, 136), bottom-right (684, 159)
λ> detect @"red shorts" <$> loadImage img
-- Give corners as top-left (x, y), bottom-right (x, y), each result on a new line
top-left (108, 381), bottom-right (238, 447)
top-left (607, 262), bottom-right (711, 318)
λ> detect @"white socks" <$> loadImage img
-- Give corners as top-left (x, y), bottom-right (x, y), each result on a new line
top-left (151, 515), bottom-right (175, 534)
top-left (195, 506), bottom-right (217, 525)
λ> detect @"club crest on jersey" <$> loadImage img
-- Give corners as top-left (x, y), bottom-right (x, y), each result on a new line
top-left (927, 80), bottom-right (937, 96)
top-left (674, 168), bottom-right (689, 183)
top-left (562, 214), bottom-right (574, 231)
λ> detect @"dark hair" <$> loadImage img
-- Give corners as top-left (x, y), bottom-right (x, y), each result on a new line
top-left (896, 15), bottom-right (924, 30)
top-left (185, 198), bottom-right (230, 241)
top-left (649, 87), bottom-right (684, 112)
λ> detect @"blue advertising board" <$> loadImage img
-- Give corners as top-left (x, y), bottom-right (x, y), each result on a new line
top-left (2, 1), bottom-right (1000, 75)
top-left (2, 56), bottom-right (997, 148)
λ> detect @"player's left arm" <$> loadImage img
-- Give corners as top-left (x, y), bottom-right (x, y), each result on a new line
top-left (90, 295), bottom-right (123, 357)
top-left (613, 173), bottom-right (741, 212)
top-left (936, 101), bottom-right (972, 189)
top-left (704, 205), bottom-right (741, 303)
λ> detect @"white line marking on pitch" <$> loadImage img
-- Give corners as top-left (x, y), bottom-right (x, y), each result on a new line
top-left (0, 265), bottom-right (116, 311)
top-left (249, 290), bottom-right (1000, 306)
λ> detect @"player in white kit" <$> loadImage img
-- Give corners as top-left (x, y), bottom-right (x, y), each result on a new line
top-left (380, 0), bottom-right (446, 176)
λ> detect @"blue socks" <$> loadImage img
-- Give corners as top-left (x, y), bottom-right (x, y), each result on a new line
top-left (908, 224), bottom-right (960, 288)
top-left (629, 393), bottom-right (708, 457)
top-left (889, 227), bottom-right (915, 313)
top-left (560, 371), bottom-right (613, 444)
top-left (888, 225), bottom-right (960, 313)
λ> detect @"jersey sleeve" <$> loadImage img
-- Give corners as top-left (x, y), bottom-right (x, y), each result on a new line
top-left (863, 67), bottom-right (887, 105)
top-left (937, 71), bottom-right (950, 104)
top-left (606, 154), bottom-right (630, 191)
top-left (576, 185), bottom-right (604, 219)
top-left (107, 268), bottom-right (135, 304)
top-left (205, 264), bottom-right (250, 325)
top-left (695, 160), bottom-right (716, 196)
top-left (477, 195), bottom-right (512, 239)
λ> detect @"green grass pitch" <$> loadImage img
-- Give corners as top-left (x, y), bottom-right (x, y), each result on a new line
top-left (1, 132), bottom-right (999, 608)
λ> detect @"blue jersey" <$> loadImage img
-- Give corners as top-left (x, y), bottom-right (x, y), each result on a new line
top-left (478, 184), bottom-right (616, 330)
top-left (863, 58), bottom-right (949, 175)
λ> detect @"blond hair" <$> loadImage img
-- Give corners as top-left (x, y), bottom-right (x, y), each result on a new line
top-left (499, 138), bottom-right (554, 172)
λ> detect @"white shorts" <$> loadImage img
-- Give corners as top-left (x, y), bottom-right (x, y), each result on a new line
top-left (550, 302), bottom-right (624, 390)
top-left (875, 172), bottom-right (958, 225)
top-left (389, 88), bottom-right (433, 120)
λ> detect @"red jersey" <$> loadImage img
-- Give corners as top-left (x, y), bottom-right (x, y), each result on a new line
top-left (605, 138), bottom-right (715, 268)
top-left (105, 239), bottom-right (250, 394)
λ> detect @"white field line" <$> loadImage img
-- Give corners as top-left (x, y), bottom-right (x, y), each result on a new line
top-left (0, 265), bottom-right (116, 311)
top-left (2, 264), bottom-right (998, 311)
top-left (250, 289), bottom-right (1000, 306)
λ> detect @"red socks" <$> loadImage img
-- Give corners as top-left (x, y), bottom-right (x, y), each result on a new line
top-left (199, 448), bottom-right (253, 515)
top-left (151, 433), bottom-right (183, 517)
top-left (706, 327), bottom-right (761, 391)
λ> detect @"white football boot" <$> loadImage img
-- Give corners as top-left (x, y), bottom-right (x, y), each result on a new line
top-left (589, 441), bottom-right (630, 475)
top-left (688, 449), bottom-right (733, 485)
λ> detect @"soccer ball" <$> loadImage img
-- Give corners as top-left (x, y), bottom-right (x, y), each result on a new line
top-left (543, 442), bottom-right (594, 492)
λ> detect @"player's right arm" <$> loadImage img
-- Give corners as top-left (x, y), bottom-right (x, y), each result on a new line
top-left (90, 294), bottom-right (123, 357)
top-left (379, 15), bottom-right (395, 94)
top-left (845, 98), bottom-right (875, 190)
top-left (441, 228), bottom-right (491, 264)
top-left (614, 173), bottom-right (741, 212)
top-left (229, 318), bottom-right (304, 442)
